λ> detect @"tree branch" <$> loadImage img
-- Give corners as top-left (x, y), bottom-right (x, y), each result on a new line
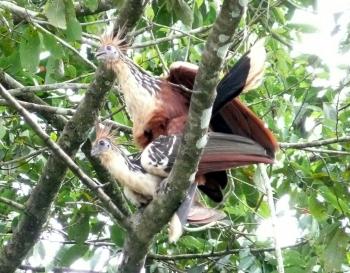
top-left (148, 240), bottom-right (308, 260)
top-left (258, 164), bottom-right (285, 273)
top-left (0, 99), bottom-right (76, 115)
top-left (114, 0), bottom-right (150, 36)
top-left (0, 148), bottom-right (47, 167)
top-left (0, 70), bottom-right (67, 130)
top-left (118, 1), bottom-right (245, 272)
top-left (279, 136), bottom-right (350, 149)
top-left (8, 83), bottom-right (88, 96)
top-left (0, 197), bottom-right (25, 212)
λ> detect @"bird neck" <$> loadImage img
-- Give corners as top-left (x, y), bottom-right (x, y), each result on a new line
top-left (112, 58), bottom-right (161, 120)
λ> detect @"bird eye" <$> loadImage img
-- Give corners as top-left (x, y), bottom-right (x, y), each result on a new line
top-left (106, 45), bottom-right (111, 50)
top-left (99, 140), bottom-right (105, 146)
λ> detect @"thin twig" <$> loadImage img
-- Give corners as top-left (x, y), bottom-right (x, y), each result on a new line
top-left (0, 148), bottom-right (47, 167)
top-left (0, 99), bottom-right (76, 115)
top-left (280, 136), bottom-right (350, 149)
top-left (130, 25), bottom-right (211, 49)
top-left (0, 197), bottom-right (25, 211)
top-left (148, 240), bottom-right (307, 260)
top-left (8, 83), bottom-right (89, 96)
top-left (258, 164), bottom-right (285, 273)
top-left (300, 147), bottom-right (350, 155)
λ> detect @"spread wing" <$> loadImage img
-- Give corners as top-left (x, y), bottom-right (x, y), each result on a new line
top-left (140, 133), bottom-right (273, 177)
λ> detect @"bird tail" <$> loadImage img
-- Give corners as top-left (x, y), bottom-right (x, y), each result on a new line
top-left (212, 39), bottom-right (266, 114)
top-left (210, 99), bottom-right (278, 158)
top-left (198, 132), bottom-right (274, 175)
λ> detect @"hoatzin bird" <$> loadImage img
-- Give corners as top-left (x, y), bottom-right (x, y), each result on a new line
top-left (91, 124), bottom-right (273, 241)
top-left (95, 35), bottom-right (278, 202)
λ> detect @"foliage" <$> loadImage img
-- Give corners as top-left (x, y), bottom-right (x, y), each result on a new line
top-left (0, 0), bottom-right (350, 272)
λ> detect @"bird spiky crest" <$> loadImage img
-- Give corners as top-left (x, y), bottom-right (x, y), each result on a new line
top-left (100, 26), bottom-right (129, 52)
top-left (94, 123), bottom-right (116, 142)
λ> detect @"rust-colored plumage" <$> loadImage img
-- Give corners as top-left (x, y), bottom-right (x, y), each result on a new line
top-left (96, 36), bottom-right (278, 202)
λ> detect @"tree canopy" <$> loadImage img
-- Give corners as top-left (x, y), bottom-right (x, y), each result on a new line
top-left (0, 0), bottom-right (350, 272)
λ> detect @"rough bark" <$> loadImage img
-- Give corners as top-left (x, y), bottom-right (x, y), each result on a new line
top-left (114, 0), bottom-right (150, 36)
top-left (118, 1), bottom-right (244, 272)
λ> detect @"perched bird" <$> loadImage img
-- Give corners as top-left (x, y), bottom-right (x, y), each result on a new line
top-left (95, 34), bottom-right (278, 202)
top-left (91, 123), bottom-right (274, 241)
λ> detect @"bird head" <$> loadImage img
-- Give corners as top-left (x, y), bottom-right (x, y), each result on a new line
top-left (95, 32), bottom-right (127, 62)
top-left (91, 123), bottom-right (115, 157)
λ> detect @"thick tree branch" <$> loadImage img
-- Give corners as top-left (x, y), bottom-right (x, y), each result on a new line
top-left (114, 0), bottom-right (149, 36)
top-left (118, 1), bottom-right (245, 272)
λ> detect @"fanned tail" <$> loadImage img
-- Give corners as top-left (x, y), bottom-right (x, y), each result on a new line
top-left (212, 39), bottom-right (266, 114)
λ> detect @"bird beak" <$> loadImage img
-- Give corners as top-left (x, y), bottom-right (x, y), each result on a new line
top-left (90, 146), bottom-right (100, 157)
top-left (95, 49), bottom-right (106, 60)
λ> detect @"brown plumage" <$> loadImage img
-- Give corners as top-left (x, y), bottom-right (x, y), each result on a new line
top-left (96, 35), bottom-right (277, 202)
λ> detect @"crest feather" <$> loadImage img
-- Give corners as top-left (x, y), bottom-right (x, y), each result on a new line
top-left (94, 123), bottom-right (115, 141)
top-left (100, 26), bottom-right (129, 52)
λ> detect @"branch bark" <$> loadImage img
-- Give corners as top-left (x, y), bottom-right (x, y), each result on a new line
top-left (279, 135), bottom-right (350, 149)
top-left (114, 0), bottom-right (150, 36)
top-left (117, 1), bottom-right (245, 272)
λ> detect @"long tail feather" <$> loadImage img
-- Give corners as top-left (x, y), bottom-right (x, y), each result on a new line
top-left (198, 132), bottom-right (274, 174)
top-left (210, 99), bottom-right (278, 157)
top-left (168, 182), bottom-right (197, 243)
top-left (212, 40), bottom-right (266, 115)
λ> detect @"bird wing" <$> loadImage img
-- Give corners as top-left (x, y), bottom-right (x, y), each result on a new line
top-left (140, 132), bottom-right (273, 177)
top-left (140, 135), bottom-right (181, 177)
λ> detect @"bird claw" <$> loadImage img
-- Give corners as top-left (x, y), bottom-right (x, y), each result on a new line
top-left (157, 178), bottom-right (169, 195)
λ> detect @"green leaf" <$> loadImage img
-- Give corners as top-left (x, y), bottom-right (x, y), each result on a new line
top-left (45, 57), bottom-right (64, 84)
top-left (173, 0), bottom-right (193, 26)
top-left (68, 213), bottom-right (90, 244)
top-left (110, 225), bottom-right (125, 247)
top-left (308, 194), bottom-right (327, 220)
top-left (64, 0), bottom-right (82, 41)
top-left (44, 0), bottom-right (66, 29)
top-left (85, 0), bottom-right (98, 12)
top-left (145, 4), bottom-right (155, 20)
top-left (42, 33), bottom-right (64, 58)
top-left (59, 244), bottom-right (89, 266)
top-left (323, 228), bottom-right (348, 272)
top-left (66, 18), bottom-right (82, 41)
top-left (19, 27), bottom-right (41, 73)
